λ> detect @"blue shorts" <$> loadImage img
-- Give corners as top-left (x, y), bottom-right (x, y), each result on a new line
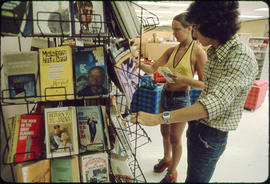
top-left (160, 90), bottom-right (191, 111)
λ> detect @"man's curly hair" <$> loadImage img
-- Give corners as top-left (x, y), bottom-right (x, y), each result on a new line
top-left (186, 1), bottom-right (240, 45)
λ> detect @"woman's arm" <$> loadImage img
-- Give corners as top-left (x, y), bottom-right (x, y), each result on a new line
top-left (134, 47), bottom-right (175, 74)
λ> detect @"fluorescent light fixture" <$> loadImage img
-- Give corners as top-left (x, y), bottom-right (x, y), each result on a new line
top-left (146, 10), bottom-right (172, 14)
top-left (239, 15), bottom-right (263, 19)
top-left (136, 13), bottom-right (164, 18)
top-left (136, 1), bottom-right (189, 7)
top-left (135, 9), bottom-right (170, 14)
top-left (255, 8), bottom-right (269, 11)
top-left (158, 21), bottom-right (172, 26)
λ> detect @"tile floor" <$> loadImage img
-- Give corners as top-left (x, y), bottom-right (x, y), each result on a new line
top-left (136, 90), bottom-right (269, 183)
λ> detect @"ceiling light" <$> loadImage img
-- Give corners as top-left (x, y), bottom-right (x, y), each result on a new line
top-left (239, 15), bottom-right (264, 19)
top-left (255, 8), bottom-right (269, 11)
top-left (135, 9), bottom-right (172, 14)
top-left (136, 1), bottom-right (189, 7)
top-left (158, 21), bottom-right (172, 26)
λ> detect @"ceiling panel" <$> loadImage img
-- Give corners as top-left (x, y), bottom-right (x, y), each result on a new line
top-left (132, 1), bottom-right (269, 26)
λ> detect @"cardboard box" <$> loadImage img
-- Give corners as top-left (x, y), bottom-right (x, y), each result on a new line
top-left (244, 80), bottom-right (268, 110)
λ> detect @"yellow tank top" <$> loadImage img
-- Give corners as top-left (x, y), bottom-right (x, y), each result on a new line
top-left (167, 41), bottom-right (194, 79)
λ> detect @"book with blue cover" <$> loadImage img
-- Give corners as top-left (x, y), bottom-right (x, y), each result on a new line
top-left (76, 106), bottom-right (106, 152)
top-left (73, 46), bottom-right (109, 99)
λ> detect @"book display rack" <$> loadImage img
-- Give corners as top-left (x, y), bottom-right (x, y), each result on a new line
top-left (248, 37), bottom-right (269, 80)
top-left (1, 1), bottom-right (159, 183)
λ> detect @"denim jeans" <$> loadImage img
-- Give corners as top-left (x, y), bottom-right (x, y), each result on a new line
top-left (185, 120), bottom-right (228, 183)
top-left (160, 90), bottom-right (190, 111)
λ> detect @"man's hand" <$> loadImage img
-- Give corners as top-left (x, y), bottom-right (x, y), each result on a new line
top-left (130, 111), bottom-right (164, 126)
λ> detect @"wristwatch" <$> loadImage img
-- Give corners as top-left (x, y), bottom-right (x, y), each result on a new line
top-left (162, 111), bottom-right (171, 124)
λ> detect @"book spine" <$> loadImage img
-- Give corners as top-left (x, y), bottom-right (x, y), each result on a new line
top-left (8, 115), bottom-right (21, 163)
top-left (101, 106), bottom-right (111, 150)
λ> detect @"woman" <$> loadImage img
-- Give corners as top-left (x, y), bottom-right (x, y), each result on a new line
top-left (134, 13), bottom-right (206, 183)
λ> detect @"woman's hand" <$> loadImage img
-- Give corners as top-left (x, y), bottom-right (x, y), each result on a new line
top-left (130, 111), bottom-right (164, 126)
top-left (168, 72), bottom-right (187, 85)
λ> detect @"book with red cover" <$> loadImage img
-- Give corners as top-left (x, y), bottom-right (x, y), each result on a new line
top-left (12, 114), bottom-right (44, 163)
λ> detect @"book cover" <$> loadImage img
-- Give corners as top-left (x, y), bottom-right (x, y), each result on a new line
top-left (1, 1), bottom-right (29, 35)
top-left (8, 114), bottom-right (44, 163)
top-left (31, 37), bottom-right (55, 51)
top-left (110, 153), bottom-right (133, 183)
top-left (7, 115), bottom-right (20, 163)
top-left (110, 105), bottom-right (134, 157)
top-left (16, 159), bottom-right (50, 182)
top-left (45, 106), bottom-right (79, 158)
top-left (108, 38), bottom-right (131, 64)
top-left (39, 46), bottom-right (74, 101)
top-left (158, 67), bottom-right (174, 83)
top-left (110, 1), bottom-right (140, 39)
top-left (114, 52), bottom-right (139, 104)
top-left (76, 106), bottom-right (106, 153)
top-left (80, 152), bottom-right (109, 182)
top-left (74, 46), bottom-right (109, 99)
top-left (3, 51), bottom-right (40, 102)
top-left (70, 1), bottom-right (106, 36)
top-left (6, 117), bottom-right (14, 138)
top-left (32, 1), bottom-right (71, 36)
top-left (51, 156), bottom-right (80, 182)
top-left (21, 2), bottom-right (33, 36)
top-left (101, 105), bottom-right (111, 150)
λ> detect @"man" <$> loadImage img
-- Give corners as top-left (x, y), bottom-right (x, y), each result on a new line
top-left (148, 33), bottom-right (161, 43)
top-left (73, 1), bottom-right (98, 34)
top-left (78, 66), bottom-right (108, 97)
top-left (131, 1), bottom-right (258, 183)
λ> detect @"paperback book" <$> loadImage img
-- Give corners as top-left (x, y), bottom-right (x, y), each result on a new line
top-left (110, 1), bottom-right (141, 39)
top-left (110, 153), bottom-right (133, 183)
top-left (32, 1), bottom-right (71, 36)
top-left (110, 105), bottom-right (134, 157)
top-left (158, 67), bottom-right (174, 83)
top-left (80, 152), bottom-right (110, 182)
top-left (8, 114), bottom-right (44, 163)
top-left (70, 1), bottom-right (106, 36)
top-left (73, 46), bottom-right (109, 99)
top-left (1, 1), bottom-right (29, 35)
top-left (51, 156), bottom-right (80, 182)
top-left (3, 51), bottom-right (40, 102)
top-left (16, 159), bottom-right (50, 182)
top-left (100, 105), bottom-right (111, 150)
top-left (39, 45), bottom-right (74, 101)
top-left (45, 106), bottom-right (79, 158)
top-left (76, 106), bottom-right (106, 152)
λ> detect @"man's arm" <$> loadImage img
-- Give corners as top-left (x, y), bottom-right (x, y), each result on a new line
top-left (131, 102), bottom-right (208, 126)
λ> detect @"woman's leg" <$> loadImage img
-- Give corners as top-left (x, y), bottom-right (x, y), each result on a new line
top-left (160, 124), bottom-right (172, 162)
top-left (168, 122), bottom-right (187, 175)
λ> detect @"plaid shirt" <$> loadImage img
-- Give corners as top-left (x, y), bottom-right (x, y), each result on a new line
top-left (198, 35), bottom-right (258, 131)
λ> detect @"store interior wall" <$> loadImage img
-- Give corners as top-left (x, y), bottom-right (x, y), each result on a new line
top-left (135, 18), bottom-right (269, 46)
top-left (239, 18), bottom-right (269, 37)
